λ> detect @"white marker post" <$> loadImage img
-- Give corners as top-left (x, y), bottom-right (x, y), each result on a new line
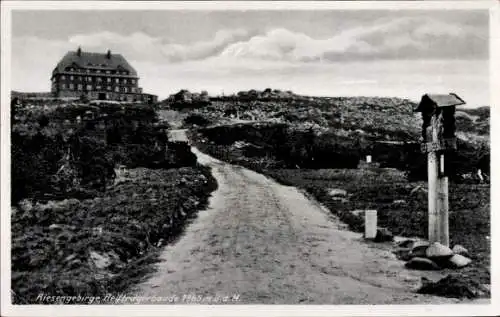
top-left (365, 210), bottom-right (377, 239)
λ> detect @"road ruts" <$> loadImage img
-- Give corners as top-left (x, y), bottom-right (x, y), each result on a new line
top-left (133, 131), bottom-right (462, 304)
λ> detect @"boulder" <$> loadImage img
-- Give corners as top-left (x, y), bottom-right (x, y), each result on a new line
top-left (328, 188), bottom-right (347, 197)
top-left (90, 251), bottom-right (112, 270)
top-left (393, 247), bottom-right (412, 261)
top-left (395, 239), bottom-right (415, 249)
top-left (405, 257), bottom-right (441, 271)
top-left (452, 244), bottom-right (470, 257)
top-left (374, 227), bottom-right (393, 242)
top-left (447, 254), bottom-right (472, 268)
top-left (426, 242), bottom-right (454, 259)
top-left (409, 241), bottom-right (430, 258)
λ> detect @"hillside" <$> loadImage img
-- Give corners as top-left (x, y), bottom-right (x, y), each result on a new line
top-left (165, 89), bottom-right (489, 146)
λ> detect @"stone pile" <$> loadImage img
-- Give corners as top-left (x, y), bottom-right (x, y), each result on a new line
top-left (393, 240), bottom-right (472, 271)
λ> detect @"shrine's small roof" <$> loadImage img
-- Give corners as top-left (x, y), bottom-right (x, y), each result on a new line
top-left (414, 93), bottom-right (466, 112)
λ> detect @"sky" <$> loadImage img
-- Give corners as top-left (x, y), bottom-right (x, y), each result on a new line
top-left (11, 10), bottom-right (490, 105)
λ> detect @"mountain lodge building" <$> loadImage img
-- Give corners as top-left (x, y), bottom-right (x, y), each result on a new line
top-left (51, 47), bottom-right (157, 103)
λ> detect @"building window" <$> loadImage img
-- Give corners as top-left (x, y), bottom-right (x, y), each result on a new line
top-left (97, 77), bottom-right (102, 83)
top-left (69, 83), bottom-right (74, 90)
top-left (96, 85), bottom-right (102, 90)
top-left (107, 78), bottom-right (111, 83)
top-left (106, 70), bottom-right (110, 74)
top-left (70, 76), bottom-right (74, 81)
top-left (131, 79), bottom-right (136, 84)
top-left (115, 87), bottom-right (119, 92)
top-left (61, 75), bottom-right (65, 80)
top-left (86, 84), bottom-right (92, 90)
top-left (61, 84), bottom-right (66, 89)
top-left (107, 86), bottom-right (111, 91)
top-left (115, 78), bottom-right (119, 84)
top-left (77, 84), bottom-right (83, 91)
top-left (131, 87), bottom-right (136, 93)
top-left (96, 70), bottom-right (101, 73)
top-left (124, 87), bottom-right (128, 93)
top-left (123, 79), bottom-right (127, 84)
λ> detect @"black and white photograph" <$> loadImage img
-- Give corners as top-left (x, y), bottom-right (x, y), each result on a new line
top-left (1, 1), bottom-right (498, 316)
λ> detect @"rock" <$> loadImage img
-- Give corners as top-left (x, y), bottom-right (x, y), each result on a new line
top-left (452, 244), bottom-right (469, 257)
top-left (156, 239), bottom-right (165, 247)
top-left (409, 241), bottom-right (430, 258)
top-left (350, 210), bottom-right (365, 217)
top-left (396, 239), bottom-right (415, 249)
top-left (64, 254), bottom-right (78, 263)
top-left (447, 254), bottom-right (472, 268)
top-left (18, 199), bottom-right (33, 212)
top-left (328, 188), bottom-right (347, 197)
top-left (90, 251), bottom-right (112, 269)
top-left (410, 185), bottom-right (428, 195)
top-left (332, 197), bottom-right (349, 203)
top-left (68, 259), bottom-right (83, 269)
top-left (426, 242), bottom-right (454, 259)
top-left (49, 224), bottom-right (64, 231)
top-left (405, 257), bottom-right (441, 270)
top-left (374, 227), bottom-right (393, 242)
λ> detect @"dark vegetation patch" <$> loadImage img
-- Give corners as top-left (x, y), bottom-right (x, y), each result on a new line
top-left (192, 122), bottom-right (489, 182)
top-left (11, 99), bottom-right (217, 303)
top-left (12, 167), bottom-right (217, 304)
top-left (418, 274), bottom-right (490, 299)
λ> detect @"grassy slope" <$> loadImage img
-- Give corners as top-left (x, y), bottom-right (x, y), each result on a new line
top-left (188, 96), bottom-right (489, 144)
top-left (12, 166), bottom-right (217, 304)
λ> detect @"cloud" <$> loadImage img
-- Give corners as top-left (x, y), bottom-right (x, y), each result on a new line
top-left (22, 15), bottom-right (485, 67)
top-left (218, 16), bottom-right (487, 62)
top-left (68, 29), bottom-right (254, 63)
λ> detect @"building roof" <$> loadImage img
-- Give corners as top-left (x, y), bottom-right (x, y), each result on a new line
top-left (53, 50), bottom-right (138, 77)
top-left (414, 93), bottom-right (466, 112)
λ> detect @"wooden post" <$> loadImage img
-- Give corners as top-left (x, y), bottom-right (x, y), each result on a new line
top-left (427, 116), bottom-right (440, 243)
top-left (427, 117), bottom-right (450, 246)
top-left (428, 150), bottom-right (439, 243)
top-left (438, 175), bottom-right (449, 247)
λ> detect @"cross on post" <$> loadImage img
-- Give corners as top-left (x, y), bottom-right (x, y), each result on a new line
top-left (414, 93), bottom-right (465, 247)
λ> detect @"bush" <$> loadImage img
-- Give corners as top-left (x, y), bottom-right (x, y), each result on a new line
top-left (184, 114), bottom-right (211, 127)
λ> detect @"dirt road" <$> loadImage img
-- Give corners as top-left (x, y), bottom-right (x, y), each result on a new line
top-left (134, 131), bottom-right (458, 304)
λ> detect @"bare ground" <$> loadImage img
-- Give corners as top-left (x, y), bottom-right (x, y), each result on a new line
top-left (131, 132), bottom-right (474, 304)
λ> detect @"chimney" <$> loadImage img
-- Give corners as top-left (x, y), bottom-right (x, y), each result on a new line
top-left (106, 50), bottom-right (111, 59)
top-left (77, 46), bottom-right (82, 57)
